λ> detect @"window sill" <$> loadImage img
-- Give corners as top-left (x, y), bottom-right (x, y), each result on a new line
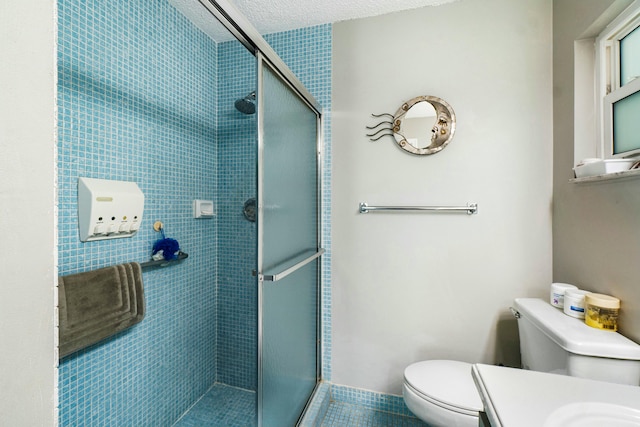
top-left (570, 167), bottom-right (640, 183)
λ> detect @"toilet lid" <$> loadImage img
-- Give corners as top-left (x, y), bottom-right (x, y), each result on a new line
top-left (404, 360), bottom-right (483, 413)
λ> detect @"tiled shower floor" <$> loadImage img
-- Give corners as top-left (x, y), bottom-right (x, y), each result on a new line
top-left (173, 383), bottom-right (255, 427)
top-left (174, 383), bottom-right (426, 427)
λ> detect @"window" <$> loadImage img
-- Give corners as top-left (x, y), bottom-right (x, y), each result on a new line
top-left (597, 1), bottom-right (640, 159)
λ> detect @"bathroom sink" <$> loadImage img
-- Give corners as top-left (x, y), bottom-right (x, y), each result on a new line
top-left (472, 364), bottom-right (640, 427)
top-left (544, 402), bottom-right (640, 427)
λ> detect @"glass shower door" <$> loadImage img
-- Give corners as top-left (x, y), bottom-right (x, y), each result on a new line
top-left (257, 54), bottom-right (321, 427)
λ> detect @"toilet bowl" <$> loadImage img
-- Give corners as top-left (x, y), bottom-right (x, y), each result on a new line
top-left (402, 360), bottom-right (482, 427)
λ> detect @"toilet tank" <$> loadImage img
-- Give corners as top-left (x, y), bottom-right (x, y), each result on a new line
top-left (513, 298), bottom-right (640, 386)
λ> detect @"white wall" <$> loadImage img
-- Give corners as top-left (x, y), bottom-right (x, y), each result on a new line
top-left (553, 0), bottom-right (640, 344)
top-left (0, 0), bottom-right (57, 425)
top-left (331, 0), bottom-right (553, 395)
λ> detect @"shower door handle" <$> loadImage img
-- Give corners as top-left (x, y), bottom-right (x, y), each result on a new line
top-left (259, 248), bottom-right (324, 282)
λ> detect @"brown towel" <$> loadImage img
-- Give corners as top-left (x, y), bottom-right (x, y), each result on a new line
top-left (59, 262), bottom-right (145, 358)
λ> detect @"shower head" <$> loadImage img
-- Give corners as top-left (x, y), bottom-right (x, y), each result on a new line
top-left (234, 91), bottom-right (256, 115)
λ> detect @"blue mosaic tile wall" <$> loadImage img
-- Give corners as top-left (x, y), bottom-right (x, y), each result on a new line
top-left (215, 24), bottom-right (333, 391)
top-left (216, 39), bottom-right (258, 390)
top-left (57, 0), bottom-right (219, 425)
top-left (58, 0), bottom-right (332, 422)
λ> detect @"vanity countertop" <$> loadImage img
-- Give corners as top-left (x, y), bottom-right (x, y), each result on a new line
top-left (472, 364), bottom-right (640, 427)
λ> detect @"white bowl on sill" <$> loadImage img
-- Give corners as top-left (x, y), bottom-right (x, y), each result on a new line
top-left (573, 159), bottom-right (636, 178)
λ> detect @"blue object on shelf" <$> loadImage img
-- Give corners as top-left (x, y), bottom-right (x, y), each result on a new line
top-left (152, 237), bottom-right (180, 260)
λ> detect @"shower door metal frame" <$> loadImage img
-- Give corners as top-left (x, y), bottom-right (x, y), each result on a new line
top-left (195, 1), bottom-right (324, 426)
top-left (256, 51), bottom-right (324, 427)
top-left (196, 0), bottom-right (323, 115)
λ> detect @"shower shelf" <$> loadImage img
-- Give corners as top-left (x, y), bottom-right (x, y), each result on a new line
top-left (140, 251), bottom-right (189, 270)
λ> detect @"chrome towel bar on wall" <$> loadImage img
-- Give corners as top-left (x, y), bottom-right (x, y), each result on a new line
top-left (359, 202), bottom-right (478, 215)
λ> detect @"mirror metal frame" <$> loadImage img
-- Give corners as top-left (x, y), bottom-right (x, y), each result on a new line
top-left (392, 95), bottom-right (456, 155)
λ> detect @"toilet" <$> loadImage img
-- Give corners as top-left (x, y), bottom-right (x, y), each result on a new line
top-left (402, 297), bottom-right (640, 427)
top-left (403, 360), bottom-right (482, 427)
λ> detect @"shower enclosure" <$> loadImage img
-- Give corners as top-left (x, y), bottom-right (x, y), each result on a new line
top-left (56, 0), bottom-right (323, 424)
top-left (203, 1), bottom-right (324, 426)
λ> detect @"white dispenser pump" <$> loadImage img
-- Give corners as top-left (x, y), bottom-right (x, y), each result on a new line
top-left (78, 178), bottom-right (144, 242)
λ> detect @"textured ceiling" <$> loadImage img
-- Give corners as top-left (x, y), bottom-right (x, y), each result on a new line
top-left (235, 0), bottom-right (457, 34)
top-left (170, 0), bottom-right (457, 41)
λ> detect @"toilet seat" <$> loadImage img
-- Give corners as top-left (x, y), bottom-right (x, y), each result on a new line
top-left (403, 360), bottom-right (483, 415)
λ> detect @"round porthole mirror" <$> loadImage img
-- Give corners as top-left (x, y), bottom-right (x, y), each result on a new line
top-left (392, 95), bottom-right (456, 155)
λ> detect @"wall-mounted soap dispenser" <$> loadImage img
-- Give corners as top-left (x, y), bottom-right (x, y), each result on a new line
top-left (78, 178), bottom-right (145, 242)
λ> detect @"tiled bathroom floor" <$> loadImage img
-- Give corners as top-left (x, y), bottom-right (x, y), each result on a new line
top-left (319, 402), bottom-right (428, 427)
top-left (174, 383), bottom-right (426, 427)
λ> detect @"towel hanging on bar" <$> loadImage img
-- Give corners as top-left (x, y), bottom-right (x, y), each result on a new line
top-left (58, 262), bottom-right (145, 358)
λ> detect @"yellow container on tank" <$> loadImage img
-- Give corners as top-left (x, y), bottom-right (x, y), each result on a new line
top-left (585, 293), bottom-right (620, 331)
